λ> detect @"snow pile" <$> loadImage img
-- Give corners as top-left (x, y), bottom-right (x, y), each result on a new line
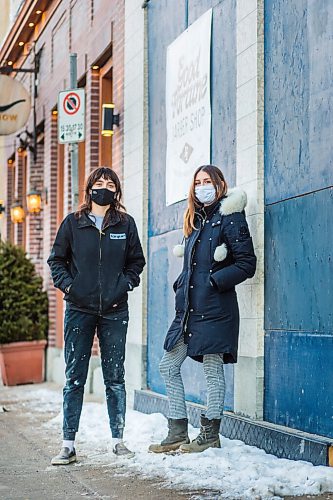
top-left (44, 398), bottom-right (333, 500)
top-left (122, 411), bottom-right (333, 499)
top-left (23, 388), bottom-right (63, 413)
top-left (3, 386), bottom-right (63, 413)
top-left (4, 385), bottom-right (333, 499)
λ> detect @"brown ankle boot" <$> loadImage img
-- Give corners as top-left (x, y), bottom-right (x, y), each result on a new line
top-left (180, 415), bottom-right (221, 453)
top-left (149, 418), bottom-right (190, 453)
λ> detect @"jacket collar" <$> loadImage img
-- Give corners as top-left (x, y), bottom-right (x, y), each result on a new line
top-left (77, 212), bottom-right (94, 228)
top-left (219, 188), bottom-right (247, 216)
top-left (199, 198), bottom-right (221, 217)
top-left (77, 211), bottom-right (121, 229)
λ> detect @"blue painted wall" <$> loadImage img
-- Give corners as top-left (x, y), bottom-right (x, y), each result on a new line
top-left (264, 0), bottom-right (333, 437)
top-left (147, 0), bottom-right (237, 409)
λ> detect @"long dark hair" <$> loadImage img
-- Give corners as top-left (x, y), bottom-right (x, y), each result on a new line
top-left (75, 167), bottom-right (127, 223)
top-left (183, 165), bottom-right (228, 237)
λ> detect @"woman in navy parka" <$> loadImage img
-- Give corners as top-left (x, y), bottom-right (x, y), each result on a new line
top-left (149, 165), bottom-right (256, 454)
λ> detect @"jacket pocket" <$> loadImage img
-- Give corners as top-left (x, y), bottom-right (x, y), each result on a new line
top-left (113, 273), bottom-right (129, 303)
top-left (175, 273), bottom-right (186, 312)
top-left (190, 271), bottom-right (222, 314)
top-left (67, 273), bottom-right (88, 305)
top-left (173, 271), bottom-right (184, 293)
top-left (67, 273), bottom-right (99, 310)
top-left (67, 273), bottom-right (79, 298)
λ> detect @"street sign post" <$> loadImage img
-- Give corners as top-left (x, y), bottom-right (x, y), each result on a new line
top-left (58, 87), bottom-right (85, 144)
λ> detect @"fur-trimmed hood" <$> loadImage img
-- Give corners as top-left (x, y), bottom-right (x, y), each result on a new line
top-left (219, 187), bottom-right (247, 216)
top-left (173, 188), bottom-right (247, 259)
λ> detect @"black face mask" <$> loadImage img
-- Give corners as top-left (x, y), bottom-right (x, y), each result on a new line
top-left (91, 188), bottom-right (116, 206)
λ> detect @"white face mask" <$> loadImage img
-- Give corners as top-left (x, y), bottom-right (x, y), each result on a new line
top-left (195, 185), bottom-right (216, 204)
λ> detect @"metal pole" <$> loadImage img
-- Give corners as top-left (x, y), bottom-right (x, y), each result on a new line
top-left (33, 42), bottom-right (38, 163)
top-left (69, 53), bottom-right (79, 210)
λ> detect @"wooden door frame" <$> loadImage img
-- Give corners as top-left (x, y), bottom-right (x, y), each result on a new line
top-left (99, 57), bottom-right (113, 167)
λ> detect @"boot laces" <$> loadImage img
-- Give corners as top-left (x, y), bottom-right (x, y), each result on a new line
top-left (167, 421), bottom-right (173, 438)
top-left (167, 420), bottom-right (180, 439)
top-left (196, 425), bottom-right (209, 445)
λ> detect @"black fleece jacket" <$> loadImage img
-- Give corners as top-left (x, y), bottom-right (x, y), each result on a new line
top-left (47, 211), bottom-right (145, 315)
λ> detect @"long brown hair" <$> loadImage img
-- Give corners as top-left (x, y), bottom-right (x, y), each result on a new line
top-left (75, 167), bottom-right (127, 223)
top-left (183, 165), bottom-right (228, 237)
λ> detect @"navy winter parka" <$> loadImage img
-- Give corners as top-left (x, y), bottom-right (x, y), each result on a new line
top-left (47, 211), bottom-right (145, 315)
top-left (164, 188), bottom-right (257, 364)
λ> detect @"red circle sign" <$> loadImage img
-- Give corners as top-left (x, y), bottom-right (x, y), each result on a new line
top-left (63, 92), bottom-right (81, 115)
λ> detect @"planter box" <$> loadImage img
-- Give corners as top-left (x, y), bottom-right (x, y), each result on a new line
top-left (0, 340), bottom-right (47, 386)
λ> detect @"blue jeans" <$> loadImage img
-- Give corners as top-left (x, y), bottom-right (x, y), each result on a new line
top-left (62, 308), bottom-right (128, 440)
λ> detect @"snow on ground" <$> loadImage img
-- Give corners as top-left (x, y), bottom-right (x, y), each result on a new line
top-left (3, 385), bottom-right (333, 500)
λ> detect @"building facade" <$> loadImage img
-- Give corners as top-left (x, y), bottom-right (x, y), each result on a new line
top-left (0, 0), bottom-right (23, 240)
top-left (0, 0), bottom-right (148, 402)
top-left (264, 0), bottom-right (333, 439)
top-left (144, 0), bottom-right (264, 419)
top-left (134, 0), bottom-right (333, 460)
top-left (1, 0), bottom-right (332, 462)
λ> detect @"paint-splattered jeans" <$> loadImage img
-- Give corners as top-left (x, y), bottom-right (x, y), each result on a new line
top-left (62, 308), bottom-right (128, 440)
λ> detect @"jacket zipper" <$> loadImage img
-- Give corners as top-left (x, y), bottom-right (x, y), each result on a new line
top-left (181, 213), bottom-right (206, 334)
top-left (98, 229), bottom-right (103, 315)
top-left (88, 224), bottom-right (103, 315)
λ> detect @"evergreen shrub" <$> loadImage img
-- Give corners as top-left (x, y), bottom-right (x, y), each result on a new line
top-left (0, 241), bottom-right (48, 344)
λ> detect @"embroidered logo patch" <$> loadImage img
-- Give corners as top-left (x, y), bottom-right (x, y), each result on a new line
top-left (110, 233), bottom-right (126, 240)
top-left (239, 225), bottom-right (250, 237)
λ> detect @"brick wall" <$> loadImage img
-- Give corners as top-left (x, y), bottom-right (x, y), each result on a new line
top-left (14, 151), bottom-right (26, 248)
top-left (3, 0), bottom-right (126, 364)
top-left (6, 163), bottom-right (15, 243)
top-left (109, 1), bottom-right (125, 178)
top-left (43, 113), bottom-right (59, 348)
top-left (26, 142), bottom-right (45, 277)
top-left (85, 69), bottom-right (100, 176)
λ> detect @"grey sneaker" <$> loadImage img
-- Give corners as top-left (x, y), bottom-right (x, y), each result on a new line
top-left (51, 447), bottom-right (77, 465)
top-left (113, 442), bottom-right (135, 458)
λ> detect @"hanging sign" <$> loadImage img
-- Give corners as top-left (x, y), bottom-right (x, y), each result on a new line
top-left (165, 9), bottom-right (212, 206)
top-left (0, 75), bottom-right (31, 135)
top-left (58, 88), bottom-right (85, 143)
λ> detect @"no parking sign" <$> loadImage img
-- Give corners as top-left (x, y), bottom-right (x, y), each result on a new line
top-left (58, 88), bottom-right (85, 143)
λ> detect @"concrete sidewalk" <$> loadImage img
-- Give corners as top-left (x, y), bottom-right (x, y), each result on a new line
top-left (0, 383), bottom-right (332, 500)
top-left (0, 383), bottom-right (211, 500)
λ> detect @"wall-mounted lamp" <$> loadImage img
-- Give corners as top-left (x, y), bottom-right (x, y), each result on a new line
top-left (26, 187), bottom-right (48, 214)
top-left (10, 201), bottom-right (25, 224)
top-left (16, 129), bottom-right (35, 156)
top-left (0, 200), bottom-right (5, 219)
top-left (27, 189), bottom-right (41, 214)
top-left (101, 104), bottom-right (120, 137)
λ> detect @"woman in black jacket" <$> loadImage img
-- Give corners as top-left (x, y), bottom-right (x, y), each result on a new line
top-left (149, 165), bottom-right (256, 454)
top-left (48, 167), bottom-right (145, 464)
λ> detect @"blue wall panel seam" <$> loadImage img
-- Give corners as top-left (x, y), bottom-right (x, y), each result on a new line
top-left (265, 185), bottom-right (333, 207)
